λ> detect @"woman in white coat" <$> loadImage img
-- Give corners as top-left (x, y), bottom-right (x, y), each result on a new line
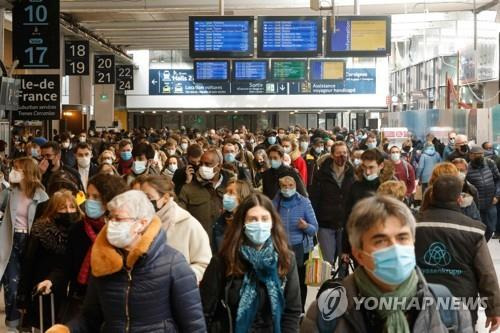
top-left (140, 175), bottom-right (212, 282)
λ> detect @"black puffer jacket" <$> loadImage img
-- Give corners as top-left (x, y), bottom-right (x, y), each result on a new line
top-left (466, 158), bottom-right (500, 210)
top-left (310, 158), bottom-right (355, 229)
top-left (65, 218), bottom-right (206, 333)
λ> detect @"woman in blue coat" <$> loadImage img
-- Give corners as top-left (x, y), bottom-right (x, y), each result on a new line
top-left (273, 176), bottom-right (318, 312)
top-left (416, 143), bottom-right (442, 194)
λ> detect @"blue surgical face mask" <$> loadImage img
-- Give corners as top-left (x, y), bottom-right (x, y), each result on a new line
top-left (244, 222), bottom-right (272, 245)
top-left (364, 172), bottom-right (379, 181)
top-left (270, 159), bottom-right (282, 169)
top-left (425, 147), bottom-right (435, 155)
top-left (132, 160), bottom-right (147, 175)
top-left (364, 244), bottom-right (416, 285)
top-left (224, 153), bottom-right (236, 163)
top-left (121, 151), bottom-right (132, 161)
top-left (367, 142), bottom-right (377, 150)
top-left (281, 188), bottom-right (296, 198)
top-left (223, 194), bottom-right (237, 212)
top-left (31, 148), bottom-right (39, 158)
top-left (85, 199), bottom-right (105, 219)
top-left (267, 136), bottom-right (277, 145)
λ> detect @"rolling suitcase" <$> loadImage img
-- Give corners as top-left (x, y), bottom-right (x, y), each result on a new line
top-left (33, 291), bottom-right (55, 333)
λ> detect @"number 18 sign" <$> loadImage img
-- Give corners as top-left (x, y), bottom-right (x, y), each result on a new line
top-left (65, 41), bottom-right (89, 76)
top-left (13, 0), bottom-right (60, 69)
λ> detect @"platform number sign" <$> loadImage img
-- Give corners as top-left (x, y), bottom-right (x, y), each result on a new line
top-left (65, 41), bottom-right (89, 76)
top-left (94, 55), bottom-right (115, 84)
top-left (13, 0), bottom-right (60, 69)
top-left (116, 65), bottom-right (134, 91)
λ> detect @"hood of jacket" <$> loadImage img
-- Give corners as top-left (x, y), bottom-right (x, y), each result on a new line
top-left (91, 216), bottom-right (162, 277)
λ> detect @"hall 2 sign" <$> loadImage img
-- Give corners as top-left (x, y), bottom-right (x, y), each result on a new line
top-left (15, 75), bottom-right (60, 120)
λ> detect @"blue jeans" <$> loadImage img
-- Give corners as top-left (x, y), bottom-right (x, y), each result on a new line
top-left (1, 232), bottom-right (28, 329)
top-left (317, 228), bottom-right (343, 266)
top-left (480, 205), bottom-right (497, 241)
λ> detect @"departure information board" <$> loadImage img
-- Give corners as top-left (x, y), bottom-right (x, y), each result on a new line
top-left (258, 17), bottom-right (322, 57)
top-left (194, 61), bottom-right (229, 81)
top-left (271, 60), bottom-right (306, 80)
top-left (310, 60), bottom-right (345, 80)
top-left (327, 16), bottom-right (391, 57)
top-left (232, 61), bottom-right (268, 81)
top-left (189, 16), bottom-right (254, 58)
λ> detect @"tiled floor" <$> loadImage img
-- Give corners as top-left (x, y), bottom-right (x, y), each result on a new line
top-left (2, 240), bottom-right (500, 332)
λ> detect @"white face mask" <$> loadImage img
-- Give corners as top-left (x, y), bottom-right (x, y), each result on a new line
top-left (9, 170), bottom-right (24, 184)
top-left (199, 165), bottom-right (215, 180)
top-left (103, 158), bottom-right (113, 165)
top-left (77, 156), bottom-right (91, 168)
top-left (62, 142), bottom-right (70, 149)
top-left (458, 172), bottom-right (466, 181)
top-left (283, 147), bottom-right (292, 154)
top-left (168, 164), bottom-right (178, 173)
top-left (459, 193), bottom-right (473, 208)
top-left (167, 149), bottom-right (176, 156)
top-left (106, 220), bottom-right (138, 249)
top-left (181, 143), bottom-right (189, 151)
top-left (79, 137), bottom-right (86, 143)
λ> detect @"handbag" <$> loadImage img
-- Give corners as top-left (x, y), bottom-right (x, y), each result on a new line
top-left (305, 244), bottom-right (332, 286)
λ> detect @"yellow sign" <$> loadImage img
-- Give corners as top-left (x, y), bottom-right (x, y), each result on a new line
top-left (322, 62), bottom-right (344, 80)
top-left (351, 21), bottom-right (386, 51)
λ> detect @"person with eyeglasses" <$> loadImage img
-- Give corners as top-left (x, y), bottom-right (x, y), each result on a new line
top-left (39, 141), bottom-right (83, 192)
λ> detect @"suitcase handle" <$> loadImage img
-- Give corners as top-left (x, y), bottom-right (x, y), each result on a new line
top-left (33, 293), bottom-right (55, 333)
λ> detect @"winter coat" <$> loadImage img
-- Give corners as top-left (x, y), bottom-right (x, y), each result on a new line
top-left (262, 165), bottom-right (307, 200)
top-left (460, 192), bottom-right (481, 222)
top-left (48, 217), bottom-right (206, 333)
top-left (442, 143), bottom-right (455, 161)
top-left (273, 192), bottom-right (318, 251)
top-left (0, 187), bottom-right (48, 280)
top-left (290, 149), bottom-right (308, 185)
top-left (305, 150), bottom-right (327, 189)
top-left (200, 253), bottom-right (302, 333)
top-left (156, 198), bottom-right (212, 282)
top-left (301, 268), bottom-right (473, 333)
top-left (466, 158), bottom-right (500, 210)
top-left (416, 151), bottom-right (442, 183)
top-left (310, 158), bottom-right (355, 230)
top-left (416, 202), bottom-right (500, 319)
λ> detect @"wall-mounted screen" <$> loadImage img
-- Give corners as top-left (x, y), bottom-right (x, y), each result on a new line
top-left (271, 60), bottom-right (307, 81)
top-left (189, 16), bottom-right (254, 58)
top-left (327, 16), bottom-right (391, 57)
top-left (258, 17), bottom-right (322, 57)
top-left (194, 60), bottom-right (230, 81)
top-left (310, 60), bottom-right (346, 80)
top-left (232, 60), bottom-right (268, 81)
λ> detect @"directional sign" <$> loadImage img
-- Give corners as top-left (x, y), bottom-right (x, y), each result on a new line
top-left (15, 75), bottom-right (60, 120)
top-left (94, 55), bottom-right (115, 84)
top-left (13, 0), bottom-right (60, 69)
top-left (116, 65), bottom-right (134, 91)
top-left (65, 41), bottom-right (90, 76)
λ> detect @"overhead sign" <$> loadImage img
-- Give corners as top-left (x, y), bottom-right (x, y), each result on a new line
top-left (271, 60), bottom-right (307, 81)
top-left (310, 60), bottom-right (345, 81)
top-left (116, 65), bottom-right (134, 91)
top-left (65, 40), bottom-right (90, 76)
top-left (194, 61), bottom-right (229, 81)
top-left (15, 75), bottom-right (60, 120)
top-left (94, 55), bottom-right (115, 84)
top-left (150, 69), bottom-right (230, 95)
top-left (13, 0), bottom-right (60, 69)
top-left (232, 61), bottom-right (268, 81)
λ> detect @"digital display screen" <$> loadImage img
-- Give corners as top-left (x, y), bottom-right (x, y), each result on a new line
top-left (258, 17), bottom-right (322, 57)
top-left (327, 16), bottom-right (391, 57)
top-left (194, 61), bottom-right (229, 81)
top-left (233, 61), bottom-right (268, 81)
top-left (189, 17), bottom-right (254, 58)
top-left (310, 60), bottom-right (345, 80)
top-left (271, 60), bottom-right (306, 80)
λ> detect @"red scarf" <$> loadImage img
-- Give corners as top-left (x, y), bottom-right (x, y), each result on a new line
top-left (77, 216), bottom-right (105, 285)
top-left (117, 158), bottom-right (133, 176)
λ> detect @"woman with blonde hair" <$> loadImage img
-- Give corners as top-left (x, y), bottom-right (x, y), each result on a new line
top-left (377, 180), bottom-right (407, 202)
top-left (0, 157), bottom-right (48, 332)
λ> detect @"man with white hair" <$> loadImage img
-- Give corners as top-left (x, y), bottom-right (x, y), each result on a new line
top-left (47, 190), bottom-right (206, 333)
top-left (447, 134), bottom-right (470, 162)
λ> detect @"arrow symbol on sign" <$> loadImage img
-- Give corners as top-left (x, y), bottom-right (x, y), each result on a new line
top-left (279, 84), bottom-right (286, 91)
top-left (151, 79), bottom-right (157, 85)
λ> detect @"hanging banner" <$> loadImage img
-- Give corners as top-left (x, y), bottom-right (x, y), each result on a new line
top-left (15, 75), bottom-right (60, 120)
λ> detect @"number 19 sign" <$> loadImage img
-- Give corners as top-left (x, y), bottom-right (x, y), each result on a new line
top-left (94, 55), bottom-right (115, 84)
top-left (65, 41), bottom-right (89, 76)
top-left (13, 0), bottom-right (60, 69)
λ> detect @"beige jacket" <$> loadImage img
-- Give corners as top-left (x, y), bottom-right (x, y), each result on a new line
top-left (156, 198), bottom-right (212, 282)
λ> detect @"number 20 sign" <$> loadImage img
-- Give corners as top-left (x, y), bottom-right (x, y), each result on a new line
top-left (94, 55), bottom-right (115, 84)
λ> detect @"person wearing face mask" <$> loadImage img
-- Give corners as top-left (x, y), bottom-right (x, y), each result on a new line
top-left (39, 141), bottom-right (83, 192)
top-left (178, 149), bottom-right (231, 242)
top-left (442, 131), bottom-right (457, 161)
top-left (59, 133), bottom-right (76, 169)
top-left (465, 145), bottom-right (500, 241)
top-left (97, 149), bottom-right (116, 167)
top-left (46, 190), bottom-right (206, 333)
top-left (251, 149), bottom-right (270, 189)
top-left (305, 137), bottom-right (327, 193)
top-left (281, 136), bottom-right (308, 185)
top-left (0, 157), bottom-right (48, 333)
top-left (222, 141), bottom-right (252, 183)
top-left (74, 143), bottom-right (98, 191)
top-left (164, 138), bottom-right (179, 158)
top-left (200, 193), bottom-right (301, 332)
top-left (303, 195), bottom-right (473, 332)
top-left (364, 133), bottom-right (379, 151)
top-left (416, 143), bottom-right (442, 194)
top-left (262, 145), bottom-right (308, 200)
top-left (213, 179), bottom-right (253, 252)
top-left (389, 146), bottom-right (416, 200)
top-left (140, 175), bottom-right (212, 282)
top-left (116, 139), bottom-right (134, 176)
top-left (273, 176), bottom-right (318, 312)
top-left (310, 141), bottom-right (355, 268)
top-left (161, 155), bottom-right (183, 182)
top-left (447, 134), bottom-right (470, 162)
top-left (178, 136), bottom-right (191, 157)
top-left (17, 190), bottom-right (82, 331)
top-left (124, 142), bottom-right (159, 186)
top-left (416, 175), bottom-right (500, 328)
top-left (253, 129), bottom-right (281, 153)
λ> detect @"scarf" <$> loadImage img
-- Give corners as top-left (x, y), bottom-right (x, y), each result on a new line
top-left (353, 267), bottom-right (418, 333)
top-left (117, 158), bottom-right (133, 175)
top-left (77, 216), bottom-right (105, 285)
top-left (236, 239), bottom-right (285, 333)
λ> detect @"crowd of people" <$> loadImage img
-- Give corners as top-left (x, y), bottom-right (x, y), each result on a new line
top-left (0, 125), bottom-right (499, 332)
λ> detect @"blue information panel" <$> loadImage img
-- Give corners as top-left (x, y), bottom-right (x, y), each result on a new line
top-left (232, 61), bottom-right (268, 81)
top-left (194, 61), bottom-right (229, 81)
top-left (189, 16), bottom-right (254, 58)
top-left (258, 17), bottom-right (322, 57)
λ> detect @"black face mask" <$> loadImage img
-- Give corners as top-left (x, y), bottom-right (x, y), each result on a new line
top-left (472, 157), bottom-right (484, 167)
top-left (150, 200), bottom-right (162, 212)
top-left (54, 212), bottom-right (80, 227)
top-left (459, 145), bottom-right (469, 154)
top-left (402, 146), bottom-right (411, 153)
top-left (47, 158), bottom-right (54, 171)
